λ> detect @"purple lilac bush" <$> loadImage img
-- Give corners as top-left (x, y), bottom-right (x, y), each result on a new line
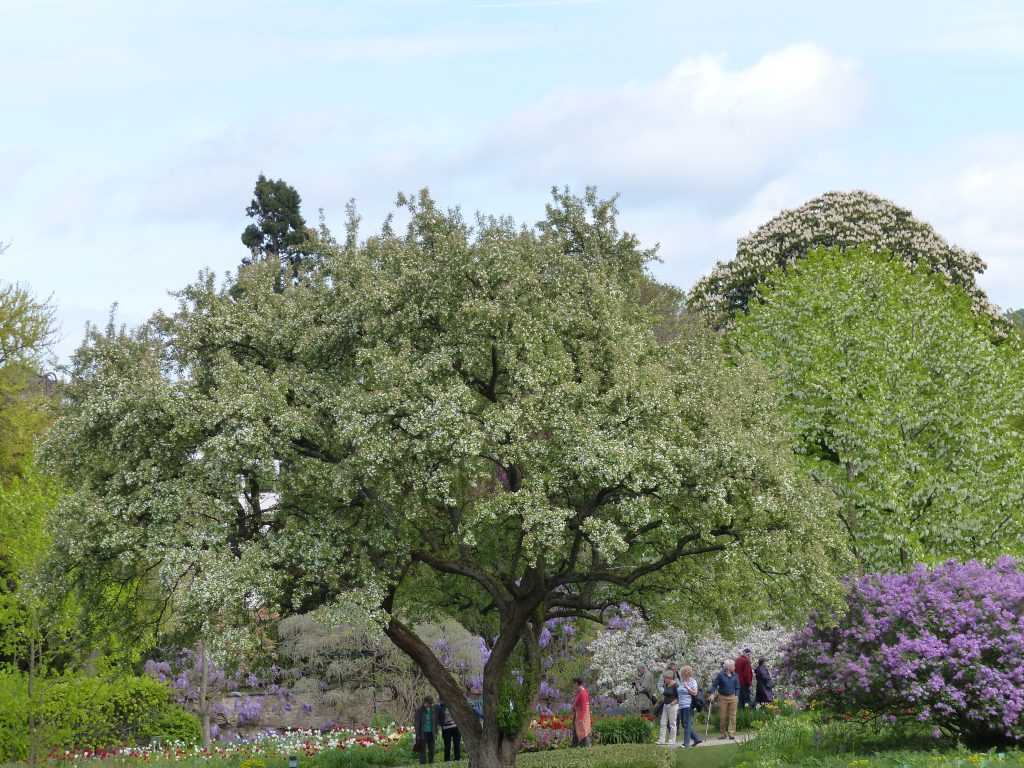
top-left (781, 558), bottom-right (1024, 746)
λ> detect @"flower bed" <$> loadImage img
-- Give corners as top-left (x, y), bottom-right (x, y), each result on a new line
top-left (51, 725), bottom-right (411, 764)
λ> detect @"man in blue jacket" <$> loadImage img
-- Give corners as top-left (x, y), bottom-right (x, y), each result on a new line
top-left (709, 659), bottom-right (740, 740)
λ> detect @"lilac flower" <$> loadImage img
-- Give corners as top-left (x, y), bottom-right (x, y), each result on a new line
top-left (782, 559), bottom-right (1024, 746)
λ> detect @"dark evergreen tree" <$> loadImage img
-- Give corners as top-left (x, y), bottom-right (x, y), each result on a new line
top-left (240, 174), bottom-right (314, 290)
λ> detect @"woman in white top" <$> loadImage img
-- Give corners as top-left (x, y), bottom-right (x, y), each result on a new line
top-left (678, 666), bottom-right (703, 747)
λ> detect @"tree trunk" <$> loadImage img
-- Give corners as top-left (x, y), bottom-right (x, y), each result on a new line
top-left (198, 639), bottom-right (211, 747)
top-left (27, 616), bottom-right (37, 768)
top-left (470, 733), bottom-right (519, 768)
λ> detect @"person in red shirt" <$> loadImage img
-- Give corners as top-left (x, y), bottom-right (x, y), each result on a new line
top-left (735, 648), bottom-right (754, 709)
top-left (572, 678), bottom-right (592, 747)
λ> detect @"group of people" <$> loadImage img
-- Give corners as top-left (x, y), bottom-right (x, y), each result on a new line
top-left (412, 678), bottom-right (593, 764)
top-left (410, 651), bottom-right (774, 762)
top-left (413, 689), bottom-right (482, 764)
top-left (655, 648), bottom-right (774, 747)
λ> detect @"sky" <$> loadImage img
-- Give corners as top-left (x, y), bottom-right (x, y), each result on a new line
top-left (3, 0), bottom-right (1024, 362)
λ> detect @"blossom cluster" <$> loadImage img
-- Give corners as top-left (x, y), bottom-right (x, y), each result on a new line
top-left (588, 604), bottom-right (793, 700)
top-left (781, 558), bottom-right (1024, 746)
top-left (689, 190), bottom-right (994, 324)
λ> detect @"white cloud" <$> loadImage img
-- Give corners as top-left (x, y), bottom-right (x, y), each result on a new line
top-left (464, 44), bottom-right (865, 202)
top-left (911, 134), bottom-right (1024, 311)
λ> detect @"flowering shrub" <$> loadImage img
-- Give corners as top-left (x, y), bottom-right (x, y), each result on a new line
top-left (522, 715), bottom-right (573, 751)
top-left (781, 558), bottom-right (1024, 746)
top-left (51, 724), bottom-right (412, 762)
top-left (690, 190), bottom-right (994, 324)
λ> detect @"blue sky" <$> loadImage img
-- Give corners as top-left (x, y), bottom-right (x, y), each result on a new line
top-left (3, 0), bottom-right (1024, 361)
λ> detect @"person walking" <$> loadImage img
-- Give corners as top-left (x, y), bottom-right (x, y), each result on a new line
top-left (754, 658), bottom-right (774, 707)
top-left (656, 671), bottom-right (679, 746)
top-left (435, 699), bottom-right (461, 762)
top-left (414, 696), bottom-right (437, 764)
top-left (678, 665), bottom-right (703, 748)
top-left (571, 678), bottom-right (592, 747)
top-left (710, 659), bottom-right (740, 740)
top-left (735, 648), bottom-right (754, 709)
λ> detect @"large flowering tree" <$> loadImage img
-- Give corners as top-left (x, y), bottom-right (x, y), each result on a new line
top-left (731, 247), bottom-right (1024, 570)
top-left (781, 559), bottom-right (1024, 747)
top-left (43, 189), bottom-right (842, 768)
top-left (689, 190), bottom-right (993, 325)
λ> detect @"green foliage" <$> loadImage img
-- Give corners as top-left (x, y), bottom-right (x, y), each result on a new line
top-left (732, 247), bottom-right (1024, 570)
top-left (0, 671), bottom-right (199, 760)
top-left (705, 706), bottom-right (774, 734)
top-left (593, 715), bottom-right (654, 744)
top-left (0, 463), bottom-right (60, 665)
top-left (309, 740), bottom-right (416, 768)
top-left (1007, 308), bottom-right (1024, 332)
top-left (498, 666), bottom-right (534, 736)
top-left (0, 280), bottom-right (55, 482)
top-left (513, 743), bottom-right (738, 768)
top-left (241, 174), bottom-right (315, 289)
top-left (732, 711), bottom-right (1006, 768)
top-left (44, 187), bottom-right (844, 764)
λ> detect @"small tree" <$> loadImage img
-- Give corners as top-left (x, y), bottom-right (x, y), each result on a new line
top-left (45, 189), bottom-right (843, 768)
top-left (781, 558), bottom-right (1024, 747)
top-left (241, 174), bottom-right (315, 291)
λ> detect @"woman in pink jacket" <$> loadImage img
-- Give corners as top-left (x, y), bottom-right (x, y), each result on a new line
top-left (571, 677), bottom-right (592, 747)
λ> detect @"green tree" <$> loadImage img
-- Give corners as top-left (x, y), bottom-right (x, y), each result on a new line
top-left (0, 282), bottom-right (55, 482)
top-left (732, 247), bottom-right (1024, 570)
top-left (44, 190), bottom-right (843, 768)
top-left (1006, 308), bottom-right (1024, 332)
top-left (241, 173), bottom-right (315, 291)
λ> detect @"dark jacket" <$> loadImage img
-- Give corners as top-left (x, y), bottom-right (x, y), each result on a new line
top-left (755, 665), bottom-right (774, 703)
top-left (662, 680), bottom-right (679, 704)
top-left (436, 702), bottom-right (459, 731)
top-left (414, 705), bottom-right (437, 742)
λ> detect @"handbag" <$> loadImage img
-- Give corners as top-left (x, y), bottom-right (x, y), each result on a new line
top-left (653, 699), bottom-right (664, 718)
top-left (692, 690), bottom-right (705, 712)
top-left (412, 740), bottom-right (423, 753)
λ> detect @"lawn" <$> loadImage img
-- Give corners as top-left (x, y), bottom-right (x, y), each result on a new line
top-left (393, 744), bottom-right (741, 768)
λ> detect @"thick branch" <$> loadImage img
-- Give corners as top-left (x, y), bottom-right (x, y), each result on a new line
top-left (411, 550), bottom-right (513, 612)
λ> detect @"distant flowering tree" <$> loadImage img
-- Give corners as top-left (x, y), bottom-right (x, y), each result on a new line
top-left (781, 558), bottom-right (1024, 747)
top-left (588, 608), bottom-right (685, 704)
top-left (588, 605), bottom-right (791, 703)
top-left (689, 190), bottom-right (994, 325)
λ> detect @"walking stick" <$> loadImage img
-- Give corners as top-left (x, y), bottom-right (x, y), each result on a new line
top-left (704, 693), bottom-right (713, 740)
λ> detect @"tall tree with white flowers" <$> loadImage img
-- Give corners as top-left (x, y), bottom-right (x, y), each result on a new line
top-left (43, 189), bottom-right (843, 768)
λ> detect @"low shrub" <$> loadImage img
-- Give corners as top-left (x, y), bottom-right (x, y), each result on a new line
top-left (0, 670), bottom-right (199, 761)
top-left (703, 704), bottom-right (776, 734)
top-left (593, 715), bottom-right (654, 745)
top-left (738, 710), bottom-right (948, 766)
